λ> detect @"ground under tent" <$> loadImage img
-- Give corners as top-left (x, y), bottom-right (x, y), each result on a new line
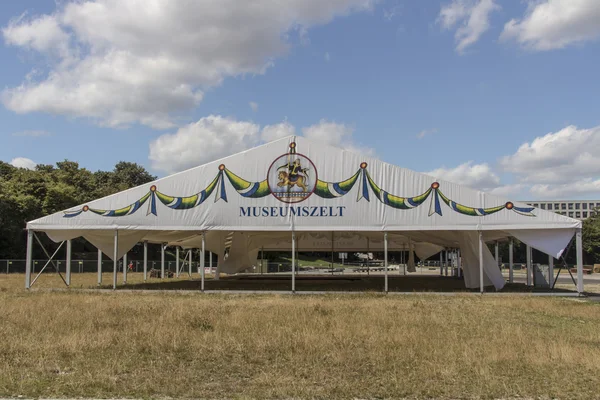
top-left (25, 136), bottom-right (584, 293)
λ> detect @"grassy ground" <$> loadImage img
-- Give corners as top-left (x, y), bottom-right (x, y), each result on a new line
top-left (1, 274), bottom-right (600, 399)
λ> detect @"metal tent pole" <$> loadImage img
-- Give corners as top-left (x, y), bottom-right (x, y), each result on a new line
top-left (330, 231), bottom-right (334, 276)
top-left (401, 244), bottom-right (405, 275)
top-left (143, 241), bottom-right (148, 281)
top-left (123, 252), bottom-right (127, 284)
top-left (439, 251), bottom-right (443, 276)
top-left (161, 244), bottom-right (166, 279)
top-left (112, 230), bottom-right (118, 290)
top-left (176, 247), bottom-right (180, 277)
top-left (209, 251), bottom-right (213, 274)
top-left (454, 249), bottom-right (459, 276)
top-left (548, 255), bottom-right (554, 288)
top-left (65, 240), bottom-right (72, 286)
top-left (526, 245), bottom-right (532, 287)
top-left (509, 239), bottom-right (514, 283)
top-left (479, 232), bottom-right (484, 294)
top-left (384, 232), bottom-right (388, 293)
top-left (25, 230), bottom-right (33, 289)
top-left (291, 232), bottom-right (296, 292)
top-left (457, 248), bottom-right (462, 278)
top-left (367, 237), bottom-right (370, 276)
top-left (97, 249), bottom-right (102, 286)
top-left (576, 228), bottom-right (583, 294)
top-left (188, 250), bottom-right (192, 277)
top-left (444, 249), bottom-right (449, 276)
top-left (261, 247), bottom-right (264, 275)
top-left (495, 241), bottom-right (499, 270)
top-left (201, 234), bottom-right (205, 292)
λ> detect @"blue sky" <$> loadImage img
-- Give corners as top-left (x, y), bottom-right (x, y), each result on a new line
top-left (1, 0), bottom-right (600, 200)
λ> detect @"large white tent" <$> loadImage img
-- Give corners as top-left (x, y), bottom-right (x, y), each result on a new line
top-left (25, 136), bottom-right (584, 293)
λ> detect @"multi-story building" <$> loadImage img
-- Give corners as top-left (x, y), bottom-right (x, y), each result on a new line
top-left (521, 200), bottom-right (600, 220)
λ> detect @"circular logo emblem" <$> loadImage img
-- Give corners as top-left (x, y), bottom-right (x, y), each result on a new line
top-left (267, 153), bottom-right (317, 203)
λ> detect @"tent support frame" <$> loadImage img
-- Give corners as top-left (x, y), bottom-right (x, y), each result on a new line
top-left (548, 255), bottom-right (554, 288)
top-left (161, 243), bottom-right (166, 279)
top-left (384, 232), bottom-right (388, 293)
top-left (143, 241), bottom-right (148, 281)
top-left (201, 234), bottom-right (206, 292)
top-left (478, 231), bottom-right (484, 294)
top-left (27, 232), bottom-right (68, 288)
top-left (508, 239), bottom-right (514, 283)
top-left (123, 252), bottom-right (127, 284)
top-left (66, 240), bottom-right (72, 286)
top-left (112, 230), bottom-right (118, 289)
top-left (457, 248), bottom-right (462, 279)
top-left (551, 236), bottom-right (581, 292)
top-left (526, 245), bottom-right (532, 286)
top-left (292, 232), bottom-right (296, 293)
top-left (177, 249), bottom-right (192, 277)
top-left (97, 248), bottom-right (102, 286)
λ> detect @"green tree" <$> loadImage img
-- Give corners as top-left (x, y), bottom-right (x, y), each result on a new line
top-left (111, 162), bottom-right (156, 191)
top-left (0, 159), bottom-right (156, 259)
top-left (583, 210), bottom-right (600, 264)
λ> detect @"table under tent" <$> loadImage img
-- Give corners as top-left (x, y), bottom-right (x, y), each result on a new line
top-left (25, 136), bottom-right (584, 293)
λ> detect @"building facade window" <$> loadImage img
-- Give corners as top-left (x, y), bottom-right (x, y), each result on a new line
top-left (576, 212), bottom-right (581, 218)
top-left (575, 203), bottom-right (580, 210)
top-left (583, 203), bottom-right (587, 210)
top-left (583, 212), bottom-right (588, 218)
top-left (562, 203), bottom-right (567, 210)
top-left (568, 203), bottom-right (574, 210)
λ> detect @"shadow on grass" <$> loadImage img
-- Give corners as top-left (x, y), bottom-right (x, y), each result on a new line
top-left (118, 274), bottom-right (579, 294)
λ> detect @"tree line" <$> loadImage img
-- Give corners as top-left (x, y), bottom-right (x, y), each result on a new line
top-left (0, 159), bottom-right (599, 264)
top-left (0, 160), bottom-right (156, 259)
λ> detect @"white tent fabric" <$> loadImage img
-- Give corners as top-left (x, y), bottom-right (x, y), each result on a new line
top-left (458, 232), bottom-right (505, 290)
top-left (26, 136), bottom-right (582, 289)
top-left (509, 228), bottom-right (576, 259)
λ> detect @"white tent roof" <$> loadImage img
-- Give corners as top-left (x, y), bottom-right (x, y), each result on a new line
top-left (28, 136), bottom-right (580, 269)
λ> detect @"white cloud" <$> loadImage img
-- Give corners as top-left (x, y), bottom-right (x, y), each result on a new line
top-left (10, 157), bottom-right (37, 170)
top-left (2, 0), bottom-right (376, 128)
top-left (488, 184), bottom-right (527, 198)
top-left (383, 4), bottom-right (403, 21)
top-left (149, 115), bottom-right (261, 174)
top-left (438, 0), bottom-right (500, 54)
top-left (249, 102), bottom-right (259, 112)
top-left (500, 0), bottom-right (600, 51)
top-left (324, 52), bottom-right (331, 62)
top-left (2, 13), bottom-right (70, 56)
top-left (500, 125), bottom-right (600, 185)
top-left (12, 130), bottom-right (51, 137)
top-left (530, 179), bottom-right (600, 199)
top-left (416, 128), bottom-right (437, 139)
top-left (149, 116), bottom-right (371, 173)
top-left (426, 161), bottom-right (500, 190)
top-left (496, 125), bottom-right (600, 199)
top-left (302, 119), bottom-right (375, 156)
top-left (261, 121), bottom-right (296, 142)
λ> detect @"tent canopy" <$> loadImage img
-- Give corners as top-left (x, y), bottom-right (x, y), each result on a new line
top-left (27, 135), bottom-right (581, 288)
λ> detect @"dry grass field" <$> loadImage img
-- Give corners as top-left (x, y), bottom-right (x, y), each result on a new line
top-left (1, 273), bottom-right (600, 399)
